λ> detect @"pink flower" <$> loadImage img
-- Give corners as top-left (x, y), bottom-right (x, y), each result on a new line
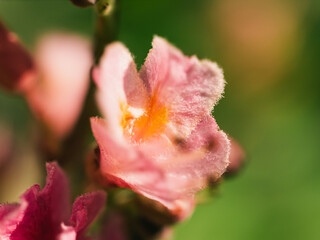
top-left (0, 162), bottom-right (106, 240)
top-left (0, 20), bottom-right (34, 92)
top-left (91, 36), bottom-right (230, 219)
top-left (25, 33), bottom-right (93, 139)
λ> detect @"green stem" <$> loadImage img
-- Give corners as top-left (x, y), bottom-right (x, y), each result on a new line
top-left (94, 0), bottom-right (120, 63)
top-left (51, 0), bottom-right (120, 197)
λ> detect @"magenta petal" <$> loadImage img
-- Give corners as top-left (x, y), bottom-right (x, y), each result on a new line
top-left (0, 162), bottom-right (105, 239)
top-left (0, 19), bottom-right (35, 92)
top-left (8, 163), bottom-right (70, 240)
top-left (69, 191), bottom-right (106, 237)
top-left (0, 203), bottom-right (20, 236)
top-left (0, 204), bottom-right (19, 221)
top-left (0, 162), bottom-right (71, 239)
top-left (41, 162), bottom-right (71, 225)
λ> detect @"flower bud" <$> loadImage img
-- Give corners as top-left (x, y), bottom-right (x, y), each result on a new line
top-left (70, 0), bottom-right (96, 8)
top-left (226, 138), bottom-right (246, 176)
top-left (0, 20), bottom-right (35, 92)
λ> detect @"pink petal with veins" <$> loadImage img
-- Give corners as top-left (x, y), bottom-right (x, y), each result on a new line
top-left (140, 37), bottom-right (225, 138)
top-left (94, 42), bottom-right (147, 141)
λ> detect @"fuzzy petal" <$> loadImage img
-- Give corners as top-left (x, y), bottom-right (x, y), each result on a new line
top-left (0, 20), bottom-right (35, 92)
top-left (139, 36), bottom-right (186, 95)
top-left (25, 33), bottom-right (92, 139)
top-left (140, 36), bottom-right (225, 138)
top-left (90, 117), bottom-right (163, 187)
top-left (69, 191), bottom-right (106, 237)
top-left (91, 37), bottom-right (230, 219)
top-left (91, 117), bottom-right (229, 219)
top-left (166, 116), bottom-right (230, 189)
top-left (132, 117), bottom-right (229, 217)
top-left (94, 43), bottom-right (147, 141)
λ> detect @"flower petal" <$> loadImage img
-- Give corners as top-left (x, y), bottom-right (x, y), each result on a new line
top-left (90, 117), bottom-right (164, 188)
top-left (94, 43), bottom-right (147, 141)
top-left (0, 19), bottom-right (35, 92)
top-left (0, 203), bottom-right (20, 237)
top-left (57, 224), bottom-right (76, 240)
top-left (140, 36), bottom-right (225, 138)
top-left (41, 162), bottom-right (71, 225)
top-left (7, 162), bottom-right (71, 239)
top-left (25, 33), bottom-right (92, 139)
top-left (91, 116), bottom-right (229, 219)
top-left (134, 117), bottom-right (229, 217)
top-left (69, 191), bottom-right (106, 237)
top-left (167, 116), bottom-right (230, 187)
top-left (0, 163), bottom-right (106, 239)
top-left (0, 204), bottom-right (19, 222)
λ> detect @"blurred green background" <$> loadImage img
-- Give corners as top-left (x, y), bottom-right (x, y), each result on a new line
top-left (0, 0), bottom-right (320, 239)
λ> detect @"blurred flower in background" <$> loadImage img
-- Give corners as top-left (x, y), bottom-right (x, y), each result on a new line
top-left (0, 20), bottom-right (34, 92)
top-left (25, 33), bottom-right (92, 141)
top-left (211, 0), bottom-right (308, 92)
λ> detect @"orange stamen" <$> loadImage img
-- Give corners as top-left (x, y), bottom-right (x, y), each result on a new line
top-left (120, 94), bottom-right (169, 143)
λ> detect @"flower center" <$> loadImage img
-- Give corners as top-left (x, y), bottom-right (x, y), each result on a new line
top-left (120, 95), bottom-right (169, 143)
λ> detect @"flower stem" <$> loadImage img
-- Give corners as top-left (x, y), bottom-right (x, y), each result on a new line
top-left (94, 0), bottom-right (120, 63)
top-left (53, 0), bottom-right (120, 197)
